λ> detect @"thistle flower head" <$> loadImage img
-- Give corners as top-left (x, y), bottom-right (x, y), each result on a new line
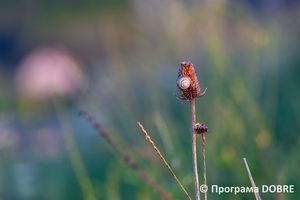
top-left (176, 61), bottom-right (206, 100)
top-left (194, 123), bottom-right (210, 135)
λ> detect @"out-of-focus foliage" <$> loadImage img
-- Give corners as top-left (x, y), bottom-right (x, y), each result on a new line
top-left (0, 0), bottom-right (299, 199)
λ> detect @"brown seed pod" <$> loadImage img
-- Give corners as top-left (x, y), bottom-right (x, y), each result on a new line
top-left (176, 61), bottom-right (207, 100)
top-left (194, 123), bottom-right (210, 135)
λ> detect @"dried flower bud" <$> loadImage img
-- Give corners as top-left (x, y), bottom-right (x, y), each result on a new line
top-left (176, 61), bottom-right (206, 100)
top-left (194, 123), bottom-right (209, 135)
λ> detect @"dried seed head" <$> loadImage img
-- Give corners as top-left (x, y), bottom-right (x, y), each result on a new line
top-left (194, 123), bottom-right (209, 135)
top-left (176, 61), bottom-right (206, 100)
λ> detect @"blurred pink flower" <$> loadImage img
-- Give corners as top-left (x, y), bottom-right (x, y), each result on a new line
top-left (15, 46), bottom-right (84, 100)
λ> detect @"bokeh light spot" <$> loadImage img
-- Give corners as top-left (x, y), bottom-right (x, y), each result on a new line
top-left (221, 146), bottom-right (236, 163)
top-left (253, 29), bottom-right (270, 46)
top-left (255, 129), bottom-right (271, 149)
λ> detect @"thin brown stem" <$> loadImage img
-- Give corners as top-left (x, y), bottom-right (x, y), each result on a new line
top-left (79, 111), bottom-right (176, 200)
top-left (190, 99), bottom-right (200, 200)
top-left (138, 122), bottom-right (192, 200)
top-left (202, 134), bottom-right (207, 200)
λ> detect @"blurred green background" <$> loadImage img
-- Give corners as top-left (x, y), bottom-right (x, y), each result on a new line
top-left (0, 0), bottom-right (299, 200)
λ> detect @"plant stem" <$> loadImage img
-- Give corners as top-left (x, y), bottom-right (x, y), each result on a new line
top-left (202, 134), bottom-right (207, 200)
top-left (138, 122), bottom-right (192, 200)
top-left (54, 101), bottom-right (96, 200)
top-left (80, 111), bottom-right (176, 200)
top-left (190, 99), bottom-right (200, 200)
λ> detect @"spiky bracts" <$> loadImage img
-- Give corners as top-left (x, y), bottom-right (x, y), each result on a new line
top-left (176, 61), bottom-right (206, 100)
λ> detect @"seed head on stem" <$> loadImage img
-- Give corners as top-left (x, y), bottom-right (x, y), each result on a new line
top-left (176, 61), bottom-right (207, 100)
top-left (176, 61), bottom-right (207, 200)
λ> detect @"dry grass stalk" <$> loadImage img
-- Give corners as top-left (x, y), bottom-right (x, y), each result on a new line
top-left (138, 122), bottom-right (192, 200)
top-left (79, 111), bottom-right (176, 200)
top-left (243, 158), bottom-right (261, 200)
